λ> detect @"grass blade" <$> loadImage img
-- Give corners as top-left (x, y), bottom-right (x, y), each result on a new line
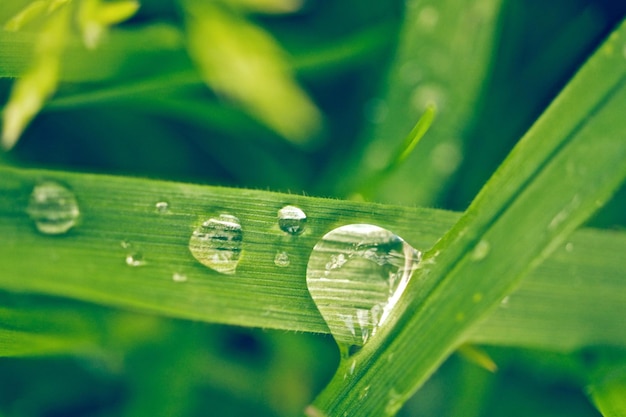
top-left (309, 19), bottom-right (626, 417)
top-left (334, 0), bottom-right (504, 204)
top-left (1, 166), bottom-right (625, 357)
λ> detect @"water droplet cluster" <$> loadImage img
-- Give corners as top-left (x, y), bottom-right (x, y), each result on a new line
top-left (25, 185), bottom-right (421, 347)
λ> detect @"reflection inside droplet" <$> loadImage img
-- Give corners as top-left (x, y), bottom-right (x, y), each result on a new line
top-left (306, 224), bottom-right (421, 354)
top-left (189, 214), bottom-right (243, 275)
top-left (126, 252), bottom-right (146, 267)
top-left (27, 180), bottom-right (80, 235)
top-left (278, 205), bottom-right (307, 235)
top-left (155, 201), bottom-right (169, 213)
top-left (172, 272), bottom-right (187, 282)
top-left (274, 251), bottom-right (290, 267)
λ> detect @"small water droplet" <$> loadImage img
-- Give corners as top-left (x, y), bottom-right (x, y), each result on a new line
top-left (500, 296), bottom-right (510, 306)
top-left (471, 240), bottom-right (490, 261)
top-left (155, 201), bottom-right (169, 213)
top-left (189, 214), bottom-right (243, 275)
top-left (548, 195), bottom-right (581, 231)
top-left (306, 224), bottom-right (421, 354)
top-left (172, 272), bottom-right (187, 282)
top-left (27, 180), bottom-right (80, 235)
top-left (304, 406), bottom-right (327, 417)
top-left (277, 205), bottom-right (307, 235)
top-left (358, 385), bottom-right (371, 400)
top-left (385, 389), bottom-right (403, 416)
top-left (565, 242), bottom-right (574, 252)
top-left (344, 358), bottom-right (357, 380)
top-left (274, 251), bottom-right (290, 267)
top-left (126, 252), bottom-right (146, 267)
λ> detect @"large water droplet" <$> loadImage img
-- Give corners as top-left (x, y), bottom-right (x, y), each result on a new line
top-left (306, 224), bottom-right (421, 354)
top-left (189, 214), bottom-right (243, 275)
top-left (278, 205), bottom-right (307, 235)
top-left (27, 180), bottom-right (80, 235)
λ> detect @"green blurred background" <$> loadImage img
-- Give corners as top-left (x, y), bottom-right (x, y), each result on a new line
top-left (1, 0), bottom-right (625, 415)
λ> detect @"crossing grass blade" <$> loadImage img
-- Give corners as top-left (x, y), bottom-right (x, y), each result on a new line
top-left (308, 18), bottom-right (626, 417)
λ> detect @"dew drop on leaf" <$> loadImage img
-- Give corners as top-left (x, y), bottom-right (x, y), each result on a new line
top-left (274, 250), bottom-right (290, 267)
top-left (189, 214), bottom-right (243, 275)
top-left (125, 252), bottom-right (146, 267)
top-left (306, 224), bottom-right (421, 355)
top-left (155, 201), bottom-right (169, 213)
top-left (27, 180), bottom-right (80, 235)
top-left (172, 272), bottom-right (187, 282)
top-left (471, 239), bottom-right (490, 261)
top-left (278, 205), bottom-right (307, 235)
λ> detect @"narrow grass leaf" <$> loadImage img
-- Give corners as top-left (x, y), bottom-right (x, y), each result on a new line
top-left (471, 229), bottom-right (626, 351)
top-left (309, 19), bottom-right (626, 417)
top-left (77, 0), bottom-right (140, 49)
top-left (1, 4), bottom-right (69, 149)
top-left (0, 166), bottom-right (625, 356)
top-left (181, 0), bottom-right (321, 144)
top-left (335, 0), bottom-right (504, 204)
top-left (225, 0), bottom-right (303, 14)
top-left (355, 105), bottom-right (436, 200)
top-left (3, 0), bottom-right (48, 31)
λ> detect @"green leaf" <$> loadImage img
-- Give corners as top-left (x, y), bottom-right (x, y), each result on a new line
top-left (471, 228), bottom-right (626, 351)
top-left (0, 292), bottom-right (111, 356)
top-left (3, 0), bottom-right (48, 31)
top-left (1, 4), bottom-right (69, 149)
top-left (1, 0), bottom-right (140, 149)
top-left (1, 165), bottom-right (625, 356)
top-left (588, 357), bottom-right (626, 417)
top-left (0, 23), bottom-right (187, 82)
top-left (224, 0), bottom-right (303, 14)
top-left (335, 0), bottom-right (504, 204)
top-left (181, 0), bottom-right (321, 144)
top-left (77, 0), bottom-right (140, 49)
top-left (309, 18), bottom-right (626, 417)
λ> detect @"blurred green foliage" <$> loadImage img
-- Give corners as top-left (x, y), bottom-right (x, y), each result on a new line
top-left (1, 0), bottom-right (625, 416)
